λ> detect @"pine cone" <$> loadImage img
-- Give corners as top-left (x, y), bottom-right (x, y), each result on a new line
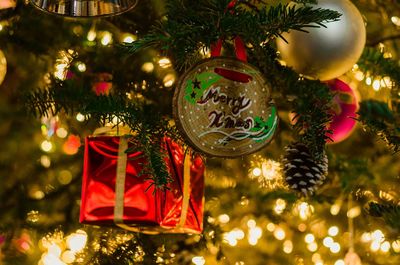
top-left (282, 142), bottom-right (328, 196)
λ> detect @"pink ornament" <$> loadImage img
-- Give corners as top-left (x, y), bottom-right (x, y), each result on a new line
top-left (326, 79), bottom-right (359, 144)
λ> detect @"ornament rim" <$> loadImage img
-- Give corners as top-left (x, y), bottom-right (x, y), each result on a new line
top-left (30, 0), bottom-right (138, 18)
top-left (173, 57), bottom-right (279, 158)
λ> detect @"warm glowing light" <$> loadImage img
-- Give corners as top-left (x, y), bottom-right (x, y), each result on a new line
top-left (361, 232), bottom-right (372, 242)
top-left (252, 167), bottom-right (262, 177)
top-left (371, 230), bottom-right (384, 242)
top-left (223, 232), bottom-right (238, 246)
top-left (76, 62), bottom-right (86, 72)
top-left (274, 228), bottom-right (286, 241)
top-left (192, 256), bottom-right (205, 265)
top-left (163, 74), bottom-right (175, 87)
top-left (366, 77), bottom-right (372, 86)
top-left (347, 206), bottom-right (361, 218)
top-left (266, 223), bottom-right (275, 232)
top-left (66, 230), bottom-right (87, 253)
top-left (141, 62), bottom-right (154, 73)
top-left (370, 240), bottom-right (381, 252)
top-left (392, 16), bottom-right (400, 26)
top-left (218, 214), bottom-right (230, 224)
top-left (0, 24), bottom-right (3, 31)
top-left (354, 71), bottom-right (365, 81)
top-left (297, 202), bottom-right (314, 220)
top-left (328, 226), bottom-right (339, 237)
top-left (158, 58), bottom-right (172, 68)
top-left (58, 170), bottom-right (73, 185)
top-left (41, 253), bottom-right (66, 265)
top-left (274, 198), bottom-right (287, 214)
top-left (372, 79), bottom-right (381, 91)
top-left (248, 226), bottom-right (262, 245)
top-left (298, 223), bottom-right (307, 232)
top-left (48, 243), bottom-right (62, 257)
top-left (323, 237), bottom-right (334, 248)
top-left (76, 113), bottom-right (85, 122)
top-left (330, 243), bottom-right (340, 253)
top-left (61, 250), bottom-right (75, 263)
top-left (101, 32), bottom-right (113, 46)
top-left (334, 260), bottom-right (345, 265)
top-left (380, 241), bottom-right (390, 252)
top-left (122, 33), bottom-right (136, 43)
top-left (40, 155), bottom-right (51, 168)
top-left (232, 228), bottom-right (245, 240)
top-left (392, 240), bottom-right (400, 253)
top-left (247, 219), bottom-right (256, 228)
top-left (283, 240), bottom-right (293, 254)
top-left (41, 140), bottom-right (53, 152)
top-left (312, 253), bottom-right (322, 263)
top-left (315, 262), bottom-right (324, 265)
top-left (56, 128), bottom-right (68, 138)
top-left (305, 234), bottom-right (315, 244)
top-left (87, 30), bottom-right (96, 41)
top-left (330, 203), bottom-right (341, 216)
top-left (307, 242), bottom-right (318, 252)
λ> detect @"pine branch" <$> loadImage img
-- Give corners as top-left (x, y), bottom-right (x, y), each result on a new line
top-left (367, 201), bottom-right (400, 230)
top-left (358, 100), bottom-right (400, 153)
top-left (122, 0), bottom-right (341, 69)
top-left (25, 78), bottom-right (181, 188)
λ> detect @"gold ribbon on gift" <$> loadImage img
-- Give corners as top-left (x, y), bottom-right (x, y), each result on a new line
top-left (93, 126), bottom-right (132, 136)
top-left (112, 140), bottom-right (192, 234)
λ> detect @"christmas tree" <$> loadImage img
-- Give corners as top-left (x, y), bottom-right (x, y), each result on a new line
top-left (1, 0), bottom-right (400, 264)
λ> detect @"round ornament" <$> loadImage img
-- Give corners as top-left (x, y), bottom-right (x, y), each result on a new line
top-left (174, 57), bottom-right (278, 158)
top-left (276, 0), bottom-right (366, 81)
top-left (0, 50), bottom-right (7, 86)
top-left (326, 79), bottom-right (358, 144)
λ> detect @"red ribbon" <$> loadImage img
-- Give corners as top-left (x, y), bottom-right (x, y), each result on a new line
top-left (211, 0), bottom-right (247, 62)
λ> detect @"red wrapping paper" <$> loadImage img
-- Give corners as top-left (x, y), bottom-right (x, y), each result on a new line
top-left (79, 136), bottom-right (205, 234)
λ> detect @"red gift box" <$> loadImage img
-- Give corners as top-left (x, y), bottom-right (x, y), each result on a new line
top-left (79, 135), bottom-right (205, 234)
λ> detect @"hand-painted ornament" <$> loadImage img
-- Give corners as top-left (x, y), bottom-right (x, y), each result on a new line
top-left (174, 58), bottom-right (278, 158)
top-left (276, 0), bottom-right (366, 81)
top-left (31, 0), bottom-right (138, 17)
top-left (326, 79), bottom-right (358, 144)
top-left (0, 50), bottom-right (7, 86)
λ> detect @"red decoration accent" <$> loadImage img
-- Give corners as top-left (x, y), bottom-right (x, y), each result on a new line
top-left (79, 136), bottom-right (205, 234)
top-left (326, 79), bottom-right (359, 144)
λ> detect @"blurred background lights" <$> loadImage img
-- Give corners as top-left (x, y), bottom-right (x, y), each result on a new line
top-left (141, 62), bottom-right (154, 73)
top-left (392, 240), bottom-right (400, 253)
top-left (283, 240), bottom-right (293, 254)
top-left (347, 206), bottom-right (361, 218)
top-left (218, 214), bottom-right (230, 224)
top-left (334, 260), bottom-right (345, 265)
top-left (75, 62), bottom-right (86, 72)
top-left (266, 223), bottom-right (275, 232)
top-left (41, 140), bottom-right (53, 152)
top-left (158, 57), bottom-right (172, 68)
top-left (40, 155), bottom-right (51, 168)
top-left (305, 234), bottom-right (315, 244)
top-left (252, 167), bottom-right (261, 177)
top-left (192, 256), bottom-right (205, 265)
top-left (121, 33), bottom-right (136, 43)
top-left (330, 243), bottom-right (340, 254)
top-left (101, 32), bottom-right (113, 46)
top-left (66, 230), bottom-right (87, 253)
top-left (163, 74), bottom-right (175, 87)
top-left (328, 226), bottom-right (339, 237)
top-left (307, 242), bottom-right (318, 252)
top-left (75, 113), bottom-right (85, 122)
top-left (391, 16), bottom-right (400, 26)
top-left (274, 198), bottom-right (286, 214)
top-left (56, 128), bottom-right (68, 138)
top-left (323, 237), bottom-right (334, 248)
top-left (87, 30), bottom-right (96, 41)
top-left (248, 226), bottom-right (262, 246)
top-left (273, 227), bottom-right (286, 241)
top-left (380, 241), bottom-right (391, 252)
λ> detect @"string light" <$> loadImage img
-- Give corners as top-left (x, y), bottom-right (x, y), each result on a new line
top-left (163, 74), bottom-right (176, 87)
top-left (294, 202), bottom-right (314, 220)
top-left (323, 237), bottom-right (334, 248)
top-left (141, 62), bottom-right (154, 73)
top-left (347, 206), bottom-right (361, 218)
top-left (40, 155), bottom-right (51, 168)
top-left (121, 33), bottom-right (136, 43)
top-left (307, 242), bottom-right (318, 252)
top-left (266, 223), bottom-right (275, 232)
top-left (334, 260), bottom-right (345, 265)
top-left (249, 157), bottom-right (284, 189)
top-left (380, 241), bottom-right (391, 252)
top-left (328, 226), bottom-right (339, 237)
top-left (41, 140), bottom-right (53, 152)
top-left (56, 128), bottom-right (68, 138)
top-left (330, 243), bottom-right (341, 254)
top-left (66, 230), bottom-right (87, 253)
top-left (192, 256), bottom-right (205, 265)
top-left (305, 234), bottom-right (315, 244)
top-left (87, 30), bottom-right (96, 41)
top-left (101, 32), bottom-right (113, 46)
top-left (274, 198), bottom-right (287, 214)
top-left (391, 16), bottom-right (400, 26)
top-left (75, 62), bottom-right (86, 72)
top-left (218, 214), bottom-right (230, 224)
top-left (158, 58), bottom-right (172, 68)
top-left (283, 240), bottom-right (293, 254)
top-left (273, 228), bottom-right (286, 241)
top-left (392, 240), bottom-right (400, 253)
top-left (75, 113), bottom-right (85, 122)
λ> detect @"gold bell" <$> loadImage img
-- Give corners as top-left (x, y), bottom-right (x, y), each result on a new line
top-left (30, 0), bottom-right (138, 17)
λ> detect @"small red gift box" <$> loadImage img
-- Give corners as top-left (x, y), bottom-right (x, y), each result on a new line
top-left (79, 135), bottom-right (205, 234)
